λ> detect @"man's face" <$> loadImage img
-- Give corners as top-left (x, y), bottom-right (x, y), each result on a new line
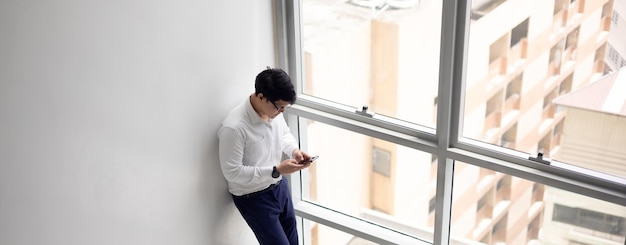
top-left (260, 94), bottom-right (291, 118)
top-left (266, 98), bottom-right (291, 118)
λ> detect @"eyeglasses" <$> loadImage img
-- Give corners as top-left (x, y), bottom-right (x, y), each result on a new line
top-left (270, 100), bottom-right (279, 111)
top-left (269, 100), bottom-right (290, 111)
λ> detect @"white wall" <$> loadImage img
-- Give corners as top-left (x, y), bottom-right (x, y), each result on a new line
top-left (0, 0), bottom-right (275, 244)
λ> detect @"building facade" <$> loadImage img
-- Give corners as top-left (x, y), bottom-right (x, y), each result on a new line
top-left (606, 0), bottom-right (626, 70)
top-left (544, 68), bottom-right (626, 245)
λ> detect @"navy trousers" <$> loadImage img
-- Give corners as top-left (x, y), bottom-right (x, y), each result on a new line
top-left (232, 178), bottom-right (298, 245)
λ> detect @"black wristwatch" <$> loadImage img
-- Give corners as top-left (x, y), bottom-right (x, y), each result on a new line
top-left (271, 166), bottom-right (280, 178)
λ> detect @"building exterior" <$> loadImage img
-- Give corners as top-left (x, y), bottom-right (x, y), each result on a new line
top-left (606, 0), bottom-right (626, 70)
top-left (300, 0), bottom-right (620, 244)
top-left (544, 67), bottom-right (626, 245)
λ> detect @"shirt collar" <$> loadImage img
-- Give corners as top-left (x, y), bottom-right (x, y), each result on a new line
top-left (245, 97), bottom-right (270, 124)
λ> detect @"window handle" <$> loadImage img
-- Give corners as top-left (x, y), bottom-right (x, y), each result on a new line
top-left (355, 105), bottom-right (374, 118)
top-left (529, 151), bottom-right (551, 165)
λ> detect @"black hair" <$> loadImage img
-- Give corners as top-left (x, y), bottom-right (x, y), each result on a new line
top-left (254, 67), bottom-right (296, 104)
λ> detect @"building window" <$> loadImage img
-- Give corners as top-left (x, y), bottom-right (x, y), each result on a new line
top-left (559, 74), bottom-right (573, 95)
top-left (500, 124), bottom-right (517, 148)
top-left (429, 196), bottom-right (436, 214)
top-left (553, 204), bottom-right (626, 236)
top-left (538, 133), bottom-right (552, 156)
top-left (554, 0), bottom-right (569, 14)
top-left (372, 147), bottom-right (391, 177)
top-left (601, 1), bottom-right (613, 31)
top-left (510, 18), bottom-right (529, 48)
top-left (595, 43), bottom-right (607, 73)
top-left (505, 74), bottom-right (522, 112)
top-left (489, 34), bottom-right (509, 78)
top-left (565, 28), bottom-right (579, 61)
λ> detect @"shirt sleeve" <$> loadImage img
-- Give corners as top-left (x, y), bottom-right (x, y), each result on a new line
top-left (218, 127), bottom-right (273, 184)
top-left (279, 118), bottom-right (299, 157)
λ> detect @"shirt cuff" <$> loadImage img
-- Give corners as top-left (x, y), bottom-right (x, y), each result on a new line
top-left (264, 166), bottom-right (275, 178)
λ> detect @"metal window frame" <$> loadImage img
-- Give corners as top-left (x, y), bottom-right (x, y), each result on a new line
top-left (274, 0), bottom-right (626, 244)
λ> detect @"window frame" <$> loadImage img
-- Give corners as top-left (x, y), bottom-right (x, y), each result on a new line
top-left (274, 0), bottom-right (626, 244)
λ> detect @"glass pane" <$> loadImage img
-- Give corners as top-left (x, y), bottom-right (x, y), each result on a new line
top-left (451, 162), bottom-right (626, 245)
top-left (300, 119), bottom-right (437, 243)
top-left (301, 0), bottom-right (442, 128)
top-left (462, 0), bottom-right (626, 179)
top-left (305, 221), bottom-right (382, 245)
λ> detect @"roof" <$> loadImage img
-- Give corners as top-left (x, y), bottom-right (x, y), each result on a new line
top-left (553, 67), bottom-right (626, 116)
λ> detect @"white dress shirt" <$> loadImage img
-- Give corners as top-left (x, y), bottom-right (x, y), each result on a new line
top-left (218, 97), bottom-right (299, 196)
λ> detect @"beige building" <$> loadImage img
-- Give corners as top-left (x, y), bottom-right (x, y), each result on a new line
top-left (301, 0), bottom-right (618, 244)
top-left (543, 67), bottom-right (626, 245)
top-left (553, 67), bottom-right (626, 178)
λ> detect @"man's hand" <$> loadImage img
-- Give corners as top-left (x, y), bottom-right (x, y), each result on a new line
top-left (276, 158), bottom-right (310, 175)
top-left (292, 149), bottom-right (312, 164)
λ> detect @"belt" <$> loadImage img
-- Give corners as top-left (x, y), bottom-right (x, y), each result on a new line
top-left (233, 179), bottom-right (282, 199)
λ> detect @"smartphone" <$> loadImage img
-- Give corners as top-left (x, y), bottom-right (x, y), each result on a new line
top-left (300, 155), bottom-right (319, 164)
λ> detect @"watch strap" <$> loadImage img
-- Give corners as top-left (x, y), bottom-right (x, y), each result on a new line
top-left (272, 166), bottom-right (280, 178)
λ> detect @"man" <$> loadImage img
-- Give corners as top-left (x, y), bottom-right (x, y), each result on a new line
top-left (218, 67), bottom-right (313, 245)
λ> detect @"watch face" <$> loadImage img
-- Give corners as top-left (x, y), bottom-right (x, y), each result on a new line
top-left (272, 166), bottom-right (280, 178)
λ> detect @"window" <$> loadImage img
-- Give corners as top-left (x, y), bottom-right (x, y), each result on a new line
top-left (564, 27), bottom-right (579, 61)
top-left (548, 40), bottom-right (564, 76)
top-left (601, 1), bottom-right (613, 31)
top-left (298, 119), bottom-right (438, 241)
top-left (428, 197), bottom-right (436, 214)
top-left (276, 0), bottom-right (626, 244)
top-left (463, 0), bottom-right (625, 177)
top-left (554, 0), bottom-right (569, 14)
top-left (510, 18), bottom-right (529, 48)
top-left (553, 204), bottom-right (626, 237)
top-left (594, 43), bottom-right (607, 73)
top-left (505, 74), bottom-right (522, 112)
top-left (500, 123), bottom-right (517, 148)
top-left (452, 163), bottom-right (626, 244)
top-left (373, 147), bottom-right (392, 177)
top-left (296, 0), bottom-right (441, 129)
top-left (489, 34), bottom-right (509, 79)
top-left (558, 74), bottom-right (573, 95)
top-left (538, 133), bottom-right (551, 155)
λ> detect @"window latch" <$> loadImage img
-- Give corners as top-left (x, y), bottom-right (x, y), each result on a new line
top-left (529, 151), bottom-right (551, 165)
top-left (355, 105), bottom-right (374, 118)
